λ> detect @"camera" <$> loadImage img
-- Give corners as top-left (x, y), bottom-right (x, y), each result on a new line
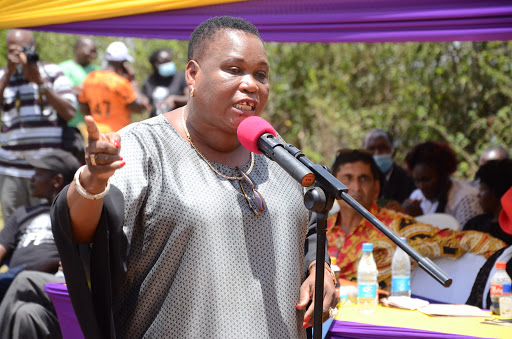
top-left (21, 45), bottom-right (39, 64)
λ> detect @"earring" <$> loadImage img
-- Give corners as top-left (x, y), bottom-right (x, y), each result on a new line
top-left (190, 88), bottom-right (195, 97)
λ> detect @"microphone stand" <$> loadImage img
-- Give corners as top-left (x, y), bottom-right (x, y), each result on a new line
top-left (285, 145), bottom-right (452, 339)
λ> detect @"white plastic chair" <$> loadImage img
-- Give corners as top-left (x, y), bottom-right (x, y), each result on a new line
top-left (416, 213), bottom-right (461, 231)
top-left (328, 201), bottom-right (340, 217)
top-left (410, 252), bottom-right (487, 304)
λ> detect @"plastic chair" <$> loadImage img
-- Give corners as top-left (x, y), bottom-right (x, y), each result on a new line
top-left (416, 213), bottom-right (461, 231)
top-left (410, 252), bottom-right (487, 304)
top-left (44, 282), bottom-right (84, 339)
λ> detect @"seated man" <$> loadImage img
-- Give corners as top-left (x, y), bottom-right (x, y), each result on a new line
top-left (0, 149), bottom-right (80, 301)
top-left (478, 145), bottom-right (509, 167)
top-left (363, 129), bottom-right (416, 204)
top-left (463, 159), bottom-right (512, 245)
top-left (0, 270), bottom-right (64, 338)
top-left (467, 186), bottom-right (512, 309)
top-left (467, 145), bottom-right (509, 188)
top-left (327, 149), bottom-right (506, 290)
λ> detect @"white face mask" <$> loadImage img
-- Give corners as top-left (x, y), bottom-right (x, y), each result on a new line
top-left (157, 61), bottom-right (176, 77)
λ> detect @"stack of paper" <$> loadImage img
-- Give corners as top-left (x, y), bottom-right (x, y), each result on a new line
top-left (417, 304), bottom-right (490, 317)
top-left (387, 297), bottom-right (490, 317)
top-left (387, 296), bottom-right (430, 310)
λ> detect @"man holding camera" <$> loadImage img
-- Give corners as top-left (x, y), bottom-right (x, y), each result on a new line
top-left (0, 29), bottom-right (76, 224)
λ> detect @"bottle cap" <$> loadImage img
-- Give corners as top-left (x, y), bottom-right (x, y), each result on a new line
top-left (330, 256), bottom-right (337, 265)
top-left (496, 261), bottom-right (507, 269)
top-left (362, 243), bottom-right (373, 252)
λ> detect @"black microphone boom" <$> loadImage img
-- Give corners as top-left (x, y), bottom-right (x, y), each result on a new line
top-left (257, 133), bottom-right (315, 187)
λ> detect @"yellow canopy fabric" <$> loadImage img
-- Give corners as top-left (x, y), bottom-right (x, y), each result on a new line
top-left (0, 0), bottom-right (243, 29)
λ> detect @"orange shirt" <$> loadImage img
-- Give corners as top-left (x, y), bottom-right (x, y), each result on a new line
top-left (78, 70), bottom-right (137, 133)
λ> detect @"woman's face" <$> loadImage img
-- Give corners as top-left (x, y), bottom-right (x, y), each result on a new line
top-left (188, 29), bottom-right (270, 134)
top-left (412, 163), bottom-right (442, 200)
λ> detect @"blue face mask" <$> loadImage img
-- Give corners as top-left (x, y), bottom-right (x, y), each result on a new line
top-left (157, 61), bottom-right (176, 78)
top-left (373, 153), bottom-right (393, 173)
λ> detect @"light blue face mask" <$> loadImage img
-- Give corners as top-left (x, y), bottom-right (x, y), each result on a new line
top-left (373, 153), bottom-right (393, 173)
top-left (158, 61), bottom-right (176, 77)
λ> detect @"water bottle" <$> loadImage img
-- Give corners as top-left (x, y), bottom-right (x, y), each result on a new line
top-left (357, 243), bottom-right (378, 314)
top-left (391, 237), bottom-right (411, 297)
top-left (490, 261), bottom-right (512, 314)
top-left (330, 256), bottom-right (341, 287)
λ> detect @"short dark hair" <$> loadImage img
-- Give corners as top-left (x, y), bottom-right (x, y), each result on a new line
top-left (149, 48), bottom-right (173, 66)
top-left (332, 149), bottom-right (382, 182)
top-left (187, 16), bottom-right (262, 61)
top-left (405, 141), bottom-right (458, 176)
top-left (476, 159), bottom-right (512, 198)
top-left (363, 129), bottom-right (394, 149)
top-left (74, 36), bottom-right (93, 50)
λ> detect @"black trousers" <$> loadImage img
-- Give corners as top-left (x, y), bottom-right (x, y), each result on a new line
top-left (0, 271), bottom-right (64, 339)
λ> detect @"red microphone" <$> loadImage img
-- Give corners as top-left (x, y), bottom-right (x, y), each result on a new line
top-left (237, 116), bottom-right (315, 187)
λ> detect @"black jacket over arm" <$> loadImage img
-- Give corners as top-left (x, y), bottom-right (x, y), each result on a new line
top-left (51, 185), bottom-right (127, 339)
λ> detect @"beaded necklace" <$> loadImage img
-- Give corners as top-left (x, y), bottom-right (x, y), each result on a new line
top-left (181, 107), bottom-right (254, 181)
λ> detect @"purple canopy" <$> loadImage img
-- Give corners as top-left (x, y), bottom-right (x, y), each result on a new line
top-left (31, 0), bottom-right (512, 43)
top-left (326, 320), bottom-right (496, 339)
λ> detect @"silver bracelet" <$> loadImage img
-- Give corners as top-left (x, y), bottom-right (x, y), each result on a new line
top-left (73, 165), bottom-right (110, 200)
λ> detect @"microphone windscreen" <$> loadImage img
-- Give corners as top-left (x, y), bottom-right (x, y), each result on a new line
top-left (237, 116), bottom-right (277, 154)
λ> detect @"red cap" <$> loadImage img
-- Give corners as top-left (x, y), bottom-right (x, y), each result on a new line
top-left (499, 187), bottom-right (512, 235)
top-left (496, 261), bottom-right (506, 269)
top-left (237, 116), bottom-right (277, 154)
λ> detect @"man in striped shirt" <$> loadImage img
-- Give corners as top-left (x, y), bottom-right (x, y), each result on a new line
top-left (0, 29), bottom-right (76, 223)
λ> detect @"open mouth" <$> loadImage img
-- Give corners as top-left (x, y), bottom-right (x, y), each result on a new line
top-left (234, 101), bottom-right (255, 112)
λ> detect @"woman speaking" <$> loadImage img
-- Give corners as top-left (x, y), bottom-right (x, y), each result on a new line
top-left (52, 16), bottom-right (337, 338)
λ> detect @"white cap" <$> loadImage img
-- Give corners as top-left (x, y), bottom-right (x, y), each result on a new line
top-left (105, 41), bottom-right (134, 62)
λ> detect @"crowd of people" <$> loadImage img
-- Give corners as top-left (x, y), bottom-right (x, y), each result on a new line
top-left (0, 16), bottom-right (510, 339)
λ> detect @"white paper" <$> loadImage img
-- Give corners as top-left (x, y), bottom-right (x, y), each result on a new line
top-left (387, 296), bottom-right (430, 310)
top-left (417, 304), bottom-right (490, 317)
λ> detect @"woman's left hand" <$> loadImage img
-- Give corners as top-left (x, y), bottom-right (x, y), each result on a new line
top-left (296, 262), bottom-right (338, 329)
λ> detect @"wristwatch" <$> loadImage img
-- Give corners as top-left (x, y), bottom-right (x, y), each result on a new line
top-left (38, 81), bottom-right (52, 93)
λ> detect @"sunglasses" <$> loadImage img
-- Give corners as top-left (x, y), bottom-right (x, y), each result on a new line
top-left (237, 169), bottom-right (267, 216)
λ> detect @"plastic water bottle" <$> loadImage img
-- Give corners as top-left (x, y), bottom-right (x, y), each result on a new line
top-left (391, 237), bottom-right (411, 297)
top-left (490, 261), bottom-right (512, 314)
top-left (330, 256), bottom-right (341, 287)
top-left (357, 243), bottom-right (378, 314)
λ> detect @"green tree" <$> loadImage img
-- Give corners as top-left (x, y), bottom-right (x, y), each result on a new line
top-left (1, 30), bottom-right (510, 179)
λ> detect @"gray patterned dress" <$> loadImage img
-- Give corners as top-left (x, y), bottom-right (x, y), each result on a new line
top-left (55, 115), bottom-right (315, 338)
